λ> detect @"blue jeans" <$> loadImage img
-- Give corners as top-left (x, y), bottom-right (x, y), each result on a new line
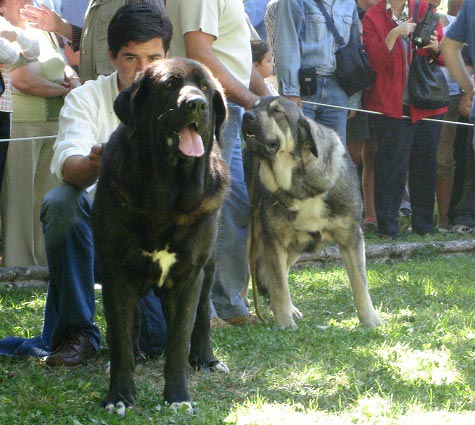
top-left (40, 184), bottom-right (166, 355)
top-left (370, 113), bottom-right (442, 235)
top-left (210, 103), bottom-right (249, 320)
top-left (302, 76), bottom-right (349, 144)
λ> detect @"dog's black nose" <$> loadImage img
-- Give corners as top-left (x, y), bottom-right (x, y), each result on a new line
top-left (187, 97), bottom-right (208, 111)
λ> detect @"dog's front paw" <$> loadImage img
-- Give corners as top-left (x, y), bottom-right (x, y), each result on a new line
top-left (209, 360), bottom-right (229, 374)
top-left (360, 310), bottom-right (382, 328)
top-left (290, 304), bottom-right (303, 319)
top-left (104, 401), bottom-right (132, 417)
top-left (274, 315), bottom-right (298, 330)
top-left (169, 401), bottom-right (196, 415)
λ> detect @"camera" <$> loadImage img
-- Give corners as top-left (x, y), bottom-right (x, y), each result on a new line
top-left (412, 4), bottom-right (439, 48)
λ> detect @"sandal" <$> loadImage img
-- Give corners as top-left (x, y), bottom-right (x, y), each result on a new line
top-left (451, 224), bottom-right (475, 235)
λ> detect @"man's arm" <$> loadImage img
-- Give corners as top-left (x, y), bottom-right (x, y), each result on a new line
top-left (440, 36), bottom-right (474, 113)
top-left (52, 86), bottom-right (110, 189)
top-left (184, 30), bottom-right (259, 110)
top-left (62, 144), bottom-right (104, 189)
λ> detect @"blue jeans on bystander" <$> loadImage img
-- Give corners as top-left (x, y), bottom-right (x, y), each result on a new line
top-left (210, 103), bottom-right (250, 320)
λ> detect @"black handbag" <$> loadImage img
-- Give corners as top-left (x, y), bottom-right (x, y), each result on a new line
top-left (0, 71), bottom-right (5, 97)
top-left (408, 0), bottom-right (449, 109)
top-left (314, 0), bottom-right (375, 96)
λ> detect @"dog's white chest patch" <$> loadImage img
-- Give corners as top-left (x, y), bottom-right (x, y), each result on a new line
top-left (290, 196), bottom-right (329, 232)
top-left (142, 246), bottom-right (177, 288)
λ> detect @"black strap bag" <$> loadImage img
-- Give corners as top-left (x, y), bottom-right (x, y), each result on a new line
top-left (407, 0), bottom-right (449, 109)
top-left (314, 0), bottom-right (375, 96)
top-left (0, 71), bottom-right (5, 97)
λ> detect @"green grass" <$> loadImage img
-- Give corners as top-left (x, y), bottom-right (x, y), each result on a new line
top-left (1, 253), bottom-right (475, 424)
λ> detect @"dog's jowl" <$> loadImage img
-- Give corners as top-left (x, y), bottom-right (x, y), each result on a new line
top-left (242, 97), bottom-right (381, 330)
top-left (92, 59), bottom-right (230, 415)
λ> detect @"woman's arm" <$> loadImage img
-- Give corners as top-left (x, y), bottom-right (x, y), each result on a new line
top-left (0, 37), bottom-right (19, 64)
top-left (11, 63), bottom-right (68, 97)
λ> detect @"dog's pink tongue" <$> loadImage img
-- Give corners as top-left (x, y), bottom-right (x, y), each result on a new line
top-left (178, 126), bottom-right (204, 157)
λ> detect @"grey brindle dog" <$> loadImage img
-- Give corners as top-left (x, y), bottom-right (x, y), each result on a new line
top-left (242, 97), bottom-right (381, 330)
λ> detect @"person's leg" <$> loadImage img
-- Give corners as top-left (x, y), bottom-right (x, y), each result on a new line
top-left (211, 104), bottom-right (250, 321)
top-left (0, 111), bottom-right (10, 193)
top-left (436, 95), bottom-right (459, 230)
top-left (40, 184), bottom-right (100, 352)
top-left (1, 122), bottom-right (58, 266)
top-left (138, 289), bottom-right (167, 357)
top-left (346, 138), bottom-right (363, 167)
top-left (409, 117), bottom-right (442, 234)
top-left (453, 127), bottom-right (475, 230)
top-left (371, 114), bottom-right (413, 236)
top-left (362, 137), bottom-right (377, 223)
top-left (449, 119), bottom-right (470, 223)
top-left (302, 76), bottom-right (348, 144)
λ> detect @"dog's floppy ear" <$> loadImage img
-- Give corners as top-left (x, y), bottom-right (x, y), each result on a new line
top-left (113, 79), bottom-right (141, 127)
top-left (298, 115), bottom-right (318, 158)
top-left (208, 72), bottom-right (227, 144)
top-left (213, 86), bottom-right (227, 144)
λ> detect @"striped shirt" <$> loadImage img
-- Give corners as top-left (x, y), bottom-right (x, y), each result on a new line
top-left (0, 66), bottom-right (13, 112)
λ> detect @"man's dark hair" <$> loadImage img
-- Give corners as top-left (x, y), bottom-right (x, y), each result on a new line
top-left (108, 4), bottom-right (173, 58)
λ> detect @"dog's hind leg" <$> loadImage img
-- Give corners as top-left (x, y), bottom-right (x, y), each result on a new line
top-left (102, 274), bottom-right (139, 415)
top-left (337, 228), bottom-right (381, 328)
top-left (190, 256), bottom-right (229, 374)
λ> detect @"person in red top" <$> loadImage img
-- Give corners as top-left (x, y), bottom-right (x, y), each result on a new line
top-left (363, 0), bottom-right (447, 237)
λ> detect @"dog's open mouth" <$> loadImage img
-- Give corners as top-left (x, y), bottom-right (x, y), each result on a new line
top-left (244, 131), bottom-right (279, 155)
top-left (176, 123), bottom-right (204, 157)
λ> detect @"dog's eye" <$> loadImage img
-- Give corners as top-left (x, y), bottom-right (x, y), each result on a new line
top-left (199, 81), bottom-right (209, 92)
top-left (164, 76), bottom-right (182, 89)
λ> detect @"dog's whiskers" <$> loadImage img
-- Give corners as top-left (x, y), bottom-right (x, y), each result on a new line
top-left (157, 109), bottom-right (174, 123)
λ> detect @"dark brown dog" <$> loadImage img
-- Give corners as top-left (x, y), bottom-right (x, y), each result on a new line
top-left (92, 58), bottom-right (230, 415)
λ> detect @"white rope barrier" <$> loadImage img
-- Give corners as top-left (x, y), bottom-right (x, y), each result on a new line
top-left (0, 101), bottom-right (472, 144)
top-left (0, 135), bottom-right (56, 143)
top-left (302, 100), bottom-right (475, 127)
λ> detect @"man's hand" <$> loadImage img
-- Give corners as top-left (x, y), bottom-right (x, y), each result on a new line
top-left (88, 144), bottom-right (104, 176)
top-left (20, 4), bottom-right (73, 41)
top-left (459, 90), bottom-right (474, 118)
top-left (62, 144), bottom-right (104, 189)
top-left (283, 95), bottom-right (302, 108)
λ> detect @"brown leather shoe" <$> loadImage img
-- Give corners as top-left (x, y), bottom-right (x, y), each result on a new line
top-left (210, 316), bottom-right (232, 329)
top-left (224, 312), bottom-right (260, 327)
top-left (45, 333), bottom-right (97, 368)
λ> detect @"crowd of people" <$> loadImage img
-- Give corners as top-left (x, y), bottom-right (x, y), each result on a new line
top-left (0, 0), bottom-right (473, 369)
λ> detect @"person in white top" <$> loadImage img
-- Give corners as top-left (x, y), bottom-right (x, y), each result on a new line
top-left (0, 16), bottom-right (39, 191)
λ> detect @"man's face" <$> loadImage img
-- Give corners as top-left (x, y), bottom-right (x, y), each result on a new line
top-left (109, 37), bottom-right (167, 91)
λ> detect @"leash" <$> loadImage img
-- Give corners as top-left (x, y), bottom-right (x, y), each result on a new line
top-left (249, 155), bottom-right (268, 324)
